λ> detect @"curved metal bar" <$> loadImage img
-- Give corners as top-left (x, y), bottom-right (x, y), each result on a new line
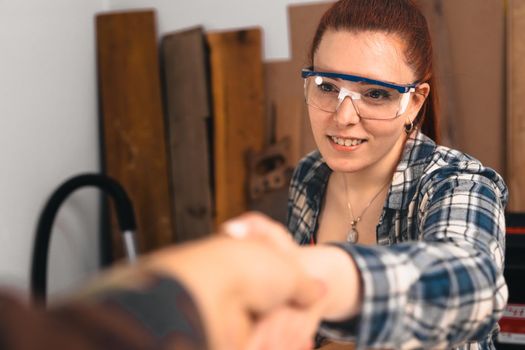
top-left (31, 173), bottom-right (137, 304)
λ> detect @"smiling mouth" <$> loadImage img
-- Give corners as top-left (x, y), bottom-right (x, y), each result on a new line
top-left (329, 136), bottom-right (366, 147)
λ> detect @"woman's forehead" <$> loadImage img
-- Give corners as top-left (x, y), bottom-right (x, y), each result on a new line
top-left (313, 30), bottom-right (415, 84)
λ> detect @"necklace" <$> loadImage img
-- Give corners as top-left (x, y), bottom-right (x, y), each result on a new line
top-left (343, 174), bottom-right (390, 243)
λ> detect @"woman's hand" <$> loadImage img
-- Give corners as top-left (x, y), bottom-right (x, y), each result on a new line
top-left (222, 212), bottom-right (363, 322)
top-left (220, 211), bottom-right (299, 254)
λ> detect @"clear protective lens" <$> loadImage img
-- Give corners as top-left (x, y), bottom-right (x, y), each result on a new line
top-left (304, 76), bottom-right (406, 120)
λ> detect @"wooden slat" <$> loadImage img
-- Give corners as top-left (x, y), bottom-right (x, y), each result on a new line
top-left (418, 0), bottom-right (505, 174)
top-left (507, 0), bottom-right (525, 211)
top-left (161, 27), bottom-right (213, 241)
top-left (207, 28), bottom-right (265, 225)
top-left (96, 10), bottom-right (174, 256)
top-left (264, 60), bottom-right (305, 166)
top-left (415, 0), bottom-right (458, 146)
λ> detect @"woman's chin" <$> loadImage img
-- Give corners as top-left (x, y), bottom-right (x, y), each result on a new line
top-left (324, 158), bottom-right (366, 174)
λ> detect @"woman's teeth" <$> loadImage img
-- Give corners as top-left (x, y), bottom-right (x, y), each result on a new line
top-left (330, 136), bottom-right (364, 147)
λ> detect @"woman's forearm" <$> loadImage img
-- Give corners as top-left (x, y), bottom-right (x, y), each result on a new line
top-left (298, 245), bottom-right (362, 321)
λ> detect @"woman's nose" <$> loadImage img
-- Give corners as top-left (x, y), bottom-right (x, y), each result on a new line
top-left (333, 96), bottom-right (361, 126)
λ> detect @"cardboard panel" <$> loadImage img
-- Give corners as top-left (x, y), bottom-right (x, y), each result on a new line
top-left (264, 2), bottom-right (332, 165)
top-left (289, 2), bottom-right (337, 159)
top-left (161, 27), bottom-right (213, 241)
top-left (264, 60), bottom-right (305, 165)
top-left (96, 10), bottom-right (174, 256)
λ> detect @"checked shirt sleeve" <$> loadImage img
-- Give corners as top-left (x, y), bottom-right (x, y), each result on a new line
top-left (319, 169), bottom-right (508, 349)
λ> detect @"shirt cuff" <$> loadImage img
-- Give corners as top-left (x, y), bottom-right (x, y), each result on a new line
top-left (94, 275), bottom-right (207, 348)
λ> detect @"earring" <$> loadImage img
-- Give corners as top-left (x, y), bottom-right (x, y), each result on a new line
top-left (404, 119), bottom-right (414, 134)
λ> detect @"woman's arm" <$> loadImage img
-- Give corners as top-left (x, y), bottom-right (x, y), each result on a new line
top-left (226, 170), bottom-right (508, 349)
top-left (316, 174), bottom-right (507, 349)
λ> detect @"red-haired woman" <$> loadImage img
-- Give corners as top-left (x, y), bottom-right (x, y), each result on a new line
top-left (226, 0), bottom-right (507, 349)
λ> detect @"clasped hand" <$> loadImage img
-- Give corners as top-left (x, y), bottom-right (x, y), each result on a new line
top-left (143, 212), bottom-right (360, 350)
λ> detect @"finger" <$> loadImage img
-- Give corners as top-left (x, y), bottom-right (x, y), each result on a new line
top-left (291, 276), bottom-right (327, 308)
top-left (221, 211), bottom-right (286, 236)
top-left (239, 248), bottom-right (326, 313)
top-left (246, 306), bottom-right (320, 350)
top-left (215, 308), bottom-right (252, 350)
top-left (220, 212), bottom-right (296, 252)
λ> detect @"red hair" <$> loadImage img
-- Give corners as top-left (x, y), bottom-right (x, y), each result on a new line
top-left (309, 0), bottom-right (440, 142)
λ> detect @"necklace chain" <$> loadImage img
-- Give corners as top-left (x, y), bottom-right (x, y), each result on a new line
top-left (343, 174), bottom-right (390, 243)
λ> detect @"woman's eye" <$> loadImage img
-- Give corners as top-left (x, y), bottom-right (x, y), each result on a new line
top-left (317, 83), bottom-right (338, 93)
top-left (365, 89), bottom-right (392, 100)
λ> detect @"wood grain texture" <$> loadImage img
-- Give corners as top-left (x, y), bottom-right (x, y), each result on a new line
top-left (507, 0), bottom-right (525, 211)
top-left (417, 0), bottom-right (505, 174)
top-left (415, 0), bottom-right (458, 146)
top-left (207, 28), bottom-right (265, 225)
top-left (96, 10), bottom-right (174, 256)
top-left (161, 27), bottom-right (213, 241)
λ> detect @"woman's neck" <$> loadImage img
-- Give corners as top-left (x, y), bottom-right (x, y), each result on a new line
top-left (340, 134), bottom-right (407, 193)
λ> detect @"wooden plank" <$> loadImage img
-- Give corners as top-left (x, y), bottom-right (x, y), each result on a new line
top-left (160, 27), bottom-right (213, 241)
top-left (96, 10), bottom-right (174, 257)
top-left (445, 0), bottom-right (504, 174)
top-left (507, 0), bottom-right (525, 211)
top-left (288, 2), bottom-right (333, 70)
top-left (418, 0), bottom-right (505, 174)
top-left (415, 0), bottom-right (458, 146)
top-left (264, 60), bottom-right (304, 165)
top-left (207, 28), bottom-right (266, 225)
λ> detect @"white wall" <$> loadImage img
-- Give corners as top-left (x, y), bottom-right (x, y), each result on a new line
top-left (109, 0), bottom-right (325, 60)
top-left (0, 0), bottom-right (107, 298)
top-left (0, 0), bottom-right (323, 298)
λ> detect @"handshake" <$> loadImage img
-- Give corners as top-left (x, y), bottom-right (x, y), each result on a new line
top-left (112, 212), bottom-right (361, 350)
top-left (10, 212), bottom-right (360, 350)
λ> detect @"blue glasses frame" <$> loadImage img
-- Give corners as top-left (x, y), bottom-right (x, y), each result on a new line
top-left (301, 67), bottom-right (418, 93)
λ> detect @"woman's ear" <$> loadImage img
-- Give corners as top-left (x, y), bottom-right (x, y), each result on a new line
top-left (405, 82), bottom-right (430, 121)
top-left (412, 82), bottom-right (430, 110)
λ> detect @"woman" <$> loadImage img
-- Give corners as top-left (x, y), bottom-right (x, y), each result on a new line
top-left (225, 0), bottom-right (508, 349)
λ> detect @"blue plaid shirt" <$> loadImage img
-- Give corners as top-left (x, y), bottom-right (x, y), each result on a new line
top-left (287, 132), bottom-right (508, 349)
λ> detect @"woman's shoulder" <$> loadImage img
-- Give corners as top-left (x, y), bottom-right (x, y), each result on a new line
top-left (415, 134), bottom-right (507, 200)
top-left (293, 149), bottom-right (327, 183)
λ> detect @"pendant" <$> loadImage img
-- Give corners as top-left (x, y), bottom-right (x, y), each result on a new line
top-left (346, 226), bottom-right (358, 243)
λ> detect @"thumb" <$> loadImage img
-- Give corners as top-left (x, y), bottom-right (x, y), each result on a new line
top-left (290, 276), bottom-right (326, 308)
top-left (221, 212), bottom-right (296, 253)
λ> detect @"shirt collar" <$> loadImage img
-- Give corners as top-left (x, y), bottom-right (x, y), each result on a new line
top-left (387, 131), bottom-right (436, 210)
top-left (306, 131), bottom-right (437, 211)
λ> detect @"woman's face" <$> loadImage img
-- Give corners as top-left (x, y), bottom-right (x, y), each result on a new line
top-left (309, 30), bottom-right (428, 174)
